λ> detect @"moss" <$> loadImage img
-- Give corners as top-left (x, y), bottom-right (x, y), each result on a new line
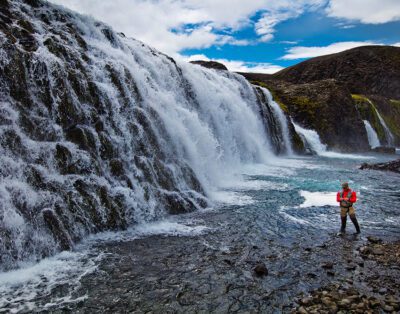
top-left (381, 99), bottom-right (400, 141)
top-left (352, 94), bottom-right (386, 142)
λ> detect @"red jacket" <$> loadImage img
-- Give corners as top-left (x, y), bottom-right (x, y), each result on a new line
top-left (336, 189), bottom-right (357, 203)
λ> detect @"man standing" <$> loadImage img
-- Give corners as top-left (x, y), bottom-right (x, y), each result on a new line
top-left (337, 182), bottom-right (361, 235)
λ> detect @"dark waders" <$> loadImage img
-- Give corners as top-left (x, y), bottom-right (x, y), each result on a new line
top-left (340, 206), bottom-right (361, 234)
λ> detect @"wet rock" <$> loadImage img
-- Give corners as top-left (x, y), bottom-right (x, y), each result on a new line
top-left (383, 304), bottom-right (394, 312)
top-left (42, 208), bottom-right (72, 251)
top-left (367, 236), bottom-right (383, 244)
top-left (346, 264), bottom-right (356, 271)
top-left (109, 159), bottom-right (125, 177)
top-left (253, 263), bottom-right (268, 277)
top-left (321, 262), bottom-right (334, 269)
top-left (360, 159), bottom-right (400, 173)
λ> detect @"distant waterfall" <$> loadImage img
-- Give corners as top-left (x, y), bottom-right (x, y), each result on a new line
top-left (363, 120), bottom-right (381, 148)
top-left (292, 122), bottom-right (327, 155)
top-left (368, 100), bottom-right (394, 146)
top-left (0, 0), bottom-right (293, 270)
top-left (261, 89), bottom-right (293, 155)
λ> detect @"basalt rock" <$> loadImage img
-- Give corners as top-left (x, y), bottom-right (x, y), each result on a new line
top-left (360, 159), bottom-right (400, 173)
top-left (190, 60), bottom-right (228, 71)
top-left (248, 79), bottom-right (370, 152)
top-left (240, 46), bottom-right (400, 150)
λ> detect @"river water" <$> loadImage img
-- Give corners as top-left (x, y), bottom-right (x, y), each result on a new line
top-left (0, 153), bottom-right (399, 313)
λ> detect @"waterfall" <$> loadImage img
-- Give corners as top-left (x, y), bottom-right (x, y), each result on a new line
top-left (260, 89), bottom-right (293, 155)
top-left (368, 100), bottom-right (394, 146)
top-left (0, 0), bottom-right (291, 270)
top-left (292, 122), bottom-right (327, 155)
top-left (363, 120), bottom-right (381, 148)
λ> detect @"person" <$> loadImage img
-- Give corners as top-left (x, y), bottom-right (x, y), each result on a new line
top-left (336, 182), bottom-right (360, 235)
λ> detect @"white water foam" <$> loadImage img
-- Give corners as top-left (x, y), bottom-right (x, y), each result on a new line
top-left (299, 191), bottom-right (338, 208)
top-left (0, 218), bottom-right (209, 312)
top-left (363, 120), bottom-right (381, 148)
top-left (293, 122), bottom-right (374, 160)
top-left (0, 250), bottom-right (101, 313)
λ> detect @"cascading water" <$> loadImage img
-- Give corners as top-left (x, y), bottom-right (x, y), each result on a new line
top-left (260, 89), bottom-right (293, 155)
top-left (363, 120), bottom-right (381, 148)
top-left (368, 100), bottom-right (394, 146)
top-left (0, 0), bottom-right (290, 271)
top-left (292, 122), bottom-right (327, 155)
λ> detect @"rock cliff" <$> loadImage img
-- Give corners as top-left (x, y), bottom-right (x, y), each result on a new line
top-left (240, 46), bottom-right (400, 150)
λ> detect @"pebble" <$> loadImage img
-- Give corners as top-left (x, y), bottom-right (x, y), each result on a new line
top-left (367, 236), bottom-right (382, 244)
top-left (383, 304), bottom-right (394, 312)
top-left (321, 262), bottom-right (334, 269)
top-left (253, 263), bottom-right (268, 277)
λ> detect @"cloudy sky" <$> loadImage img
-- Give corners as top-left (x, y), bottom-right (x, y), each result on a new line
top-left (49, 0), bottom-right (400, 73)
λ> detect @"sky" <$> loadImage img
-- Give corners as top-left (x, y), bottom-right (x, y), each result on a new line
top-left (49, 0), bottom-right (400, 73)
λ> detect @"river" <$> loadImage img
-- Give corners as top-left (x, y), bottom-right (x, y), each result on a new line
top-left (1, 153), bottom-right (399, 313)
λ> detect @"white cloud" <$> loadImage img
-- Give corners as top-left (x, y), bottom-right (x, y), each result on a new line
top-left (281, 41), bottom-right (380, 60)
top-left (392, 42), bottom-right (400, 47)
top-left (49, 0), bottom-right (268, 55)
top-left (327, 0), bottom-right (400, 24)
top-left (184, 54), bottom-right (284, 74)
top-left (49, 0), bottom-right (325, 55)
top-left (255, 0), bottom-right (325, 42)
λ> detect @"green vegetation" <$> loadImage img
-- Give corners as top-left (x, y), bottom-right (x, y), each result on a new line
top-left (383, 99), bottom-right (400, 140)
top-left (351, 94), bottom-right (386, 142)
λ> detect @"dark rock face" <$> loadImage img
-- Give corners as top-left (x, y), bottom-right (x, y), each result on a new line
top-left (371, 146), bottom-right (396, 154)
top-left (250, 79), bottom-right (370, 152)
top-left (360, 159), bottom-right (400, 173)
top-left (240, 46), bottom-right (400, 150)
top-left (190, 60), bottom-right (228, 71)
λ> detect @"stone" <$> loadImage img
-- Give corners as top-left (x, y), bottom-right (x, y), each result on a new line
top-left (346, 265), bottom-right (356, 271)
top-left (367, 236), bottom-right (383, 244)
top-left (338, 298), bottom-right (351, 308)
top-left (300, 297), bottom-right (313, 306)
top-left (382, 305), bottom-right (394, 312)
top-left (253, 263), bottom-right (268, 277)
top-left (321, 262), bottom-right (334, 269)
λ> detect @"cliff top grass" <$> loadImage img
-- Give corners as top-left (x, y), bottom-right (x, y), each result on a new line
top-left (351, 94), bottom-right (370, 103)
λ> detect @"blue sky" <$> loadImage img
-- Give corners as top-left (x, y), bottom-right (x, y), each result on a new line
top-left (50, 0), bottom-right (400, 73)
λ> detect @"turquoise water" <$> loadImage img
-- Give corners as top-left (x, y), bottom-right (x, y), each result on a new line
top-left (1, 153), bottom-right (399, 311)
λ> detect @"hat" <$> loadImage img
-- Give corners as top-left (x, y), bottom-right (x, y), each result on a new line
top-left (342, 182), bottom-right (349, 189)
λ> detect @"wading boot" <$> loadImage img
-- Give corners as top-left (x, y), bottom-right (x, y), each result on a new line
top-left (350, 215), bottom-right (361, 234)
top-left (338, 216), bottom-right (347, 236)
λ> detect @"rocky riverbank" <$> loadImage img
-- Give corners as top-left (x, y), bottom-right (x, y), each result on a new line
top-left (360, 159), bottom-right (400, 173)
top-left (293, 237), bottom-right (400, 313)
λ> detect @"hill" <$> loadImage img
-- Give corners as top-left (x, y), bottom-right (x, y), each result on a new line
top-left (239, 46), bottom-right (400, 150)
